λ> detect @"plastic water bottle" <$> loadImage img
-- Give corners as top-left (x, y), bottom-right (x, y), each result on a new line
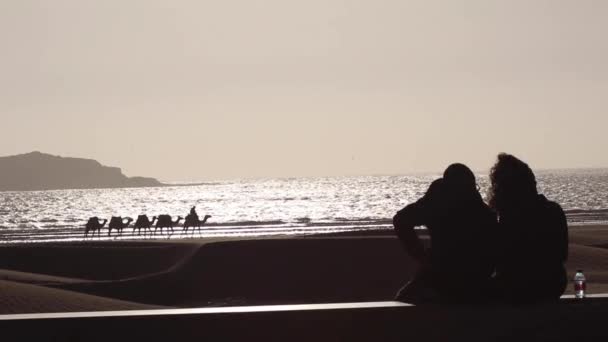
top-left (574, 270), bottom-right (586, 299)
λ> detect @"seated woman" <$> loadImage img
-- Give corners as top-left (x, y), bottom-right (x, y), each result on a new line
top-left (393, 163), bottom-right (497, 304)
top-left (488, 153), bottom-right (568, 304)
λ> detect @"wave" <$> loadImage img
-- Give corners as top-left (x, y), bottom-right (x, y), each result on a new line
top-left (38, 218), bottom-right (59, 223)
top-left (331, 217), bottom-right (393, 225)
top-left (266, 197), bottom-right (311, 201)
top-left (565, 209), bottom-right (608, 215)
top-left (206, 220), bottom-right (286, 227)
top-left (563, 209), bottom-right (608, 225)
top-left (295, 217), bottom-right (311, 224)
top-left (163, 182), bottom-right (223, 187)
top-left (17, 223), bottom-right (39, 229)
top-left (207, 218), bottom-right (393, 228)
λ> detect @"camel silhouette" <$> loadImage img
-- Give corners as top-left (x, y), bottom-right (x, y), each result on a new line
top-left (183, 214), bottom-right (212, 235)
top-left (133, 215), bottom-right (157, 236)
top-left (85, 217), bottom-right (107, 238)
top-left (155, 215), bottom-right (183, 235)
top-left (108, 216), bottom-right (134, 236)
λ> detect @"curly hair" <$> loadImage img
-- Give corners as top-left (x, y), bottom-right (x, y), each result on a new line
top-left (488, 153), bottom-right (537, 212)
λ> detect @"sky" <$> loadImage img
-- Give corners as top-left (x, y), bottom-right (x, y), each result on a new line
top-left (1, 1), bottom-right (607, 181)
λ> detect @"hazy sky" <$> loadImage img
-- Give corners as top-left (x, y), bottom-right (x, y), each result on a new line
top-left (1, 1), bottom-right (607, 180)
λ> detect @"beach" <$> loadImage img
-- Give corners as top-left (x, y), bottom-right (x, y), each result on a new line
top-left (0, 224), bottom-right (606, 314)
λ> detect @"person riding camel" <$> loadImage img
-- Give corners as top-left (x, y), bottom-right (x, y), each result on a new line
top-left (189, 206), bottom-right (199, 221)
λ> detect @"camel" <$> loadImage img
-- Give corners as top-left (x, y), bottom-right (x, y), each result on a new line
top-left (133, 215), bottom-right (157, 236)
top-left (85, 217), bottom-right (107, 238)
top-left (108, 216), bottom-right (134, 236)
top-left (183, 214), bottom-right (212, 235)
top-left (154, 215), bottom-right (183, 235)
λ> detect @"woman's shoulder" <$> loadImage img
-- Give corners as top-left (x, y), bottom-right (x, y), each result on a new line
top-left (536, 195), bottom-right (567, 225)
top-left (537, 195), bottom-right (565, 212)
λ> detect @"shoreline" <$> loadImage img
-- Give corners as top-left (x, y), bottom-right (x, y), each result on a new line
top-left (1, 222), bottom-right (605, 245)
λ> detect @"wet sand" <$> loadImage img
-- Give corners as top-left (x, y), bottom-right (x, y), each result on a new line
top-left (0, 225), bottom-right (606, 314)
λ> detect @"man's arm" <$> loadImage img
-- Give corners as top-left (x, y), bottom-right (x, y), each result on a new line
top-left (393, 200), bottom-right (428, 263)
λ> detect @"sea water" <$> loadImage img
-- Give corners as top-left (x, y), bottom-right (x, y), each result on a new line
top-left (0, 169), bottom-right (607, 243)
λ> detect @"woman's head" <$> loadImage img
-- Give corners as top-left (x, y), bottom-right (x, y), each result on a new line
top-left (488, 153), bottom-right (537, 212)
top-left (424, 178), bottom-right (444, 198)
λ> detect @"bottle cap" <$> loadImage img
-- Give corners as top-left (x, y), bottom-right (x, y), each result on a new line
top-left (576, 269), bottom-right (584, 273)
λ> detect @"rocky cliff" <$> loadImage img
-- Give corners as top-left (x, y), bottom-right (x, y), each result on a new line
top-left (0, 152), bottom-right (163, 191)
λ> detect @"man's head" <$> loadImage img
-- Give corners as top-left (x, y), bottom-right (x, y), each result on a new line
top-left (443, 163), bottom-right (477, 194)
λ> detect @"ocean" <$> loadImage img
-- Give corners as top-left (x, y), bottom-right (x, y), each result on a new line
top-left (1, 169), bottom-right (607, 243)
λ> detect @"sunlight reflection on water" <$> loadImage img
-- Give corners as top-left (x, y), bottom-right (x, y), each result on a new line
top-left (0, 170), bottom-right (607, 243)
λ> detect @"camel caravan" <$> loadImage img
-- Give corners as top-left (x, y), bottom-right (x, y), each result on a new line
top-left (84, 206), bottom-right (212, 239)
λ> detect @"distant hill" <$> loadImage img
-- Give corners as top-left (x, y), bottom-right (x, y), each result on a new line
top-left (0, 152), bottom-right (164, 191)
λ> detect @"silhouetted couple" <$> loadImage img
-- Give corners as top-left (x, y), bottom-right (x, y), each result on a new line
top-left (393, 153), bottom-right (568, 305)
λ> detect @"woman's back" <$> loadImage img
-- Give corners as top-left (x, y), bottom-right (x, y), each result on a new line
top-left (488, 153), bottom-right (569, 303)
top-left (494, 195), bottom-right (568, 302)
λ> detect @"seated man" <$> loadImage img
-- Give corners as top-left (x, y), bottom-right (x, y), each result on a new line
top-left (393, 164), bottom-right (497, 304)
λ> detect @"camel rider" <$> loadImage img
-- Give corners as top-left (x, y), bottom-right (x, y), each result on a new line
top-left (190, 206), bottom-right (198, 220)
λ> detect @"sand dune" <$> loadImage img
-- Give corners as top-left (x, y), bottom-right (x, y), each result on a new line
top-left (0, 280), bottom-right (164, 314)
top-left (40, 237), bottom-right (414, 307)
top-left (0, 269), bottom-right (86, 285)
top-left (0, 241), bottom-right (200, 281)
